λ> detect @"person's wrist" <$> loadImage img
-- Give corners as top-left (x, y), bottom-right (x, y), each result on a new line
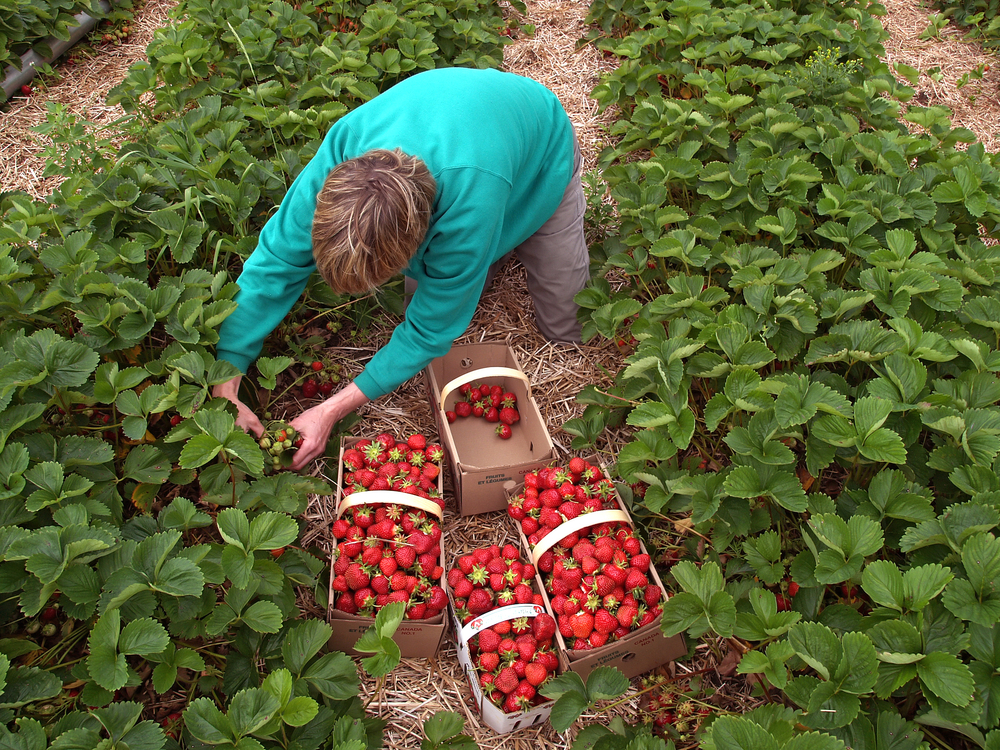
top-left (213, 376), bottom-right (242, 399)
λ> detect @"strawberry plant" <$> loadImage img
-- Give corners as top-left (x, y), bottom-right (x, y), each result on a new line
top-left (0, 0), bottom-right (111, 101)
top-left (561, 0), bottom-right (1000, 743)
top-left (0, 0), bottom-right (518, 742)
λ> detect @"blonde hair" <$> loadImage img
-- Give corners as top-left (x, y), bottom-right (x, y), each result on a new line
top-left (312, 149), bottom-right (436, 294)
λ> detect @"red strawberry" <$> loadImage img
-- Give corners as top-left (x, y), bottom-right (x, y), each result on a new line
top-left (594, 609), bottom-right (618, 635)
top-left (532, 613), bottom-right (556, 641)
top-left (407, 433), bottom-right (426, 450)
top-left (499, 407), bottom-right (520, 425)
top-left (344, 563), bottom-right (370, 591)
top-left (336, 593), bottom-right (359, 614)
top-left (513, 680), bottom-right (536, 708)
top-left (524, 662), bottom-right (548, 687)
top-left (446, 411), bottom-right (457, 423)
top-left (455, 401), bottom-right (472, 417)
top-left (496, 423), bottom-right (512, 440)
top-left (643, 585), bottom-right (662, 607)
top-left (570, 612), bottom-right (594, 639)
top-left (478, 652), bottom-right (500, 672)
top-left (478, 627), bottom-right (501, 653)
top-left (495, 667), bottom-right (519, 694)
top-left (395, 546), bottom-right (417, 570)
top-left (630, 553), bottom-right (651, 572)
top-left (468, 589), bottom-right (493, 615)
top-left (788, 581), bottom-right (800, 597)
top-left (617, 604), bottom-right (639, 629)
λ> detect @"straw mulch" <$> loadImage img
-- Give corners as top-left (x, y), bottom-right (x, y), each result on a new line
top-left (0, 0), bottom-right (177, 199)
top-left (881, 0), bottom-right (1000, 151)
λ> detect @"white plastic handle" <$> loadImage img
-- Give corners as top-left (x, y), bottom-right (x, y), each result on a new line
top-left (459, 603), bottom-right (545, 643)
top-left (336, 489), bottom-right (444, 520)
top-left (438, 366), bottom-right (531, 412)
top-left (530, 509), bottom-right (632, 566)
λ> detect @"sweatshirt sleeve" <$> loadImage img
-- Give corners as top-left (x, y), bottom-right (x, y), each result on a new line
top-left (352, 170), bottom-right (511, 399)
top-left (215, 152), bottom-right (334, 373)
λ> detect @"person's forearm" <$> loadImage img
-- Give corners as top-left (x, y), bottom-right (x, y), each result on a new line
top-left (288, 381), bottom-right (370, 469)
top-left (213, 375), bottom-right (242, 400)
top-left (320, 381), bottom-right (369, 420)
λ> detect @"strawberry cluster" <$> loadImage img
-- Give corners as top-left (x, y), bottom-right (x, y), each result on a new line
top-left (445, 381), bottom-right (521, 440)
top-left (449, 544), bottom-right (559, 714)
top-left (340, 432), bottom-right (445, 509)
top-left (507, 457), bottom-right (664, 651)
top-left (331, 504), bottom-right (446, 620)
top-left (331, 432), bottom-right (447, 621)
top-left (259, 421), bottom-right (302, 471)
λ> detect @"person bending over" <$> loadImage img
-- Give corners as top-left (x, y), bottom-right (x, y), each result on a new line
top-left (213, 67), bottom-right (590, 469)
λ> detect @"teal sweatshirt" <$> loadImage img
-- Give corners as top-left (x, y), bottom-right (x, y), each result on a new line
top-left (216, 67), bottom-right (574, 399)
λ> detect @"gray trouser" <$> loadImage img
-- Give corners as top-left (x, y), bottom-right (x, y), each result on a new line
top-left (406, 133), bottom-right (589, 343)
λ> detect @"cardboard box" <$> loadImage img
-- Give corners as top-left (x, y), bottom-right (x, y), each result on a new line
top-left (327, 437), bottom-right (448, 658)
top-left (424, 343), bottom-right (556, 515)
top-left (506, 461), bottom-right (687, 681)
top-left (450, 600), bottom-right (555, 734)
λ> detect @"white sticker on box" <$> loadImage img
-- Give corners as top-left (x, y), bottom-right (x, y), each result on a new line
top-left (459, 603), bottom-right (544, 643)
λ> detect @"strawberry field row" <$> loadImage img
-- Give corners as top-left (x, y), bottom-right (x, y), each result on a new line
top-left (0, 0), bottom-right (522, 748)
top-left (0, 0), bottom-right (110, 98)
top-left (570, 0), bottom-right (1000, 746)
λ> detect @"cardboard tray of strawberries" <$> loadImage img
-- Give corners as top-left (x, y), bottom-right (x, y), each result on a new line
top-left (424, 342), bottom-right (556, 515)
top-left (447, 544), bottom-right (559, 734)
top-left (505, 456), bottom-right (687, 680)
top-left (327, 433), bottom-right (449, 658)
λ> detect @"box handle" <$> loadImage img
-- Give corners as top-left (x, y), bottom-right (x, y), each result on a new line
top-left (529, 509), bottom-right (632, 567)
top-left (438, 366), bottom-right (530, 412)
top-left (459, 603), bottom-right (545, 643)
top-left (336, 490), bottom-right (444, 520)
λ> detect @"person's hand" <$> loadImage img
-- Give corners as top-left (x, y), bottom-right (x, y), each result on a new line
top-left (213, 375), bottom-right (265, 437)
top-left (289, 382), bottom-right (369, 470)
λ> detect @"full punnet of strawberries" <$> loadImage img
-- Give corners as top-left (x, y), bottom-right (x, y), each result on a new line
top-left (330, 432), bottom-right (447, 621)
top-left (445, 381), bottom-right (520, 440)
top-left (448, 544), bottom-right (559, 714)
top-left (340, 431), bottom-right (445, 507)
top-left (506, 457), bottom-right (664, 651)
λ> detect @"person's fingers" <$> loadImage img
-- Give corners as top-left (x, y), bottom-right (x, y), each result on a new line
top-left (291, 435), bottom-right (323, 470)
top-left (236, 407), bottom-right (265, 437)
